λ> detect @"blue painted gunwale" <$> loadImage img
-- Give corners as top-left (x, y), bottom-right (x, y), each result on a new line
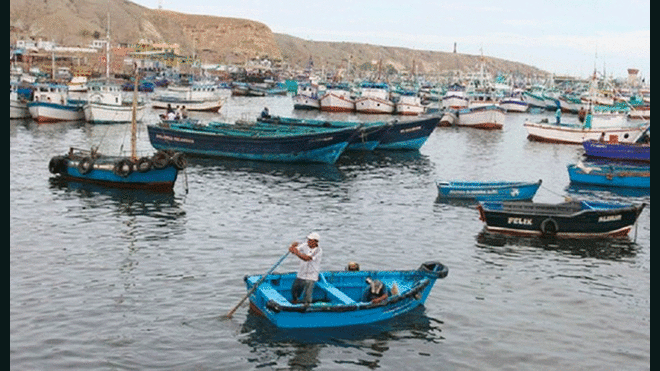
top-left (244, 261), bottom-right (448, 329)
top-left (436, 179), bottom-right (542, 201)
top-left (147, 120), bottom-right (359, 164)
top-left (567, 163), bottom-right (650, 188)
top-left (477, 200), bottom-right (645, 238)
top-left (375, 116), bottom-right (439, 150)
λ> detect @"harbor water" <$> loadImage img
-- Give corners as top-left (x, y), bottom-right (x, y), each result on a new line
top-left (10, 94), bottom-right (650, 370)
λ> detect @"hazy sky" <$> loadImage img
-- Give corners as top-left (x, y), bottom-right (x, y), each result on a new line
top-left (131, 0), bottom-right (650, 81)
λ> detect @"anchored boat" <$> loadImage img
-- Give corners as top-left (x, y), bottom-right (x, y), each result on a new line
top-left (436, 180), bottom-right (542, 201)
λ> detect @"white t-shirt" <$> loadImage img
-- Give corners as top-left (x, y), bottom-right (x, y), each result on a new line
top-left (295, 242), bottom-right (322, 281)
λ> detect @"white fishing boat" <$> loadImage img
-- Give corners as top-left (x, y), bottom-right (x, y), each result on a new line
top-left (152, 82), bottom-right (226, 112)
top-left (524, 119), bottom-right (649, 145)
top-left (441, 84), bottom-right (469, 110)
top-left (355, 82), bottom-right (395, 114)
top-left (10, 81), bottom-right (32, 119)
top-left (292, 83), bottom-right (322, 110)
top-left (396, 91), bottom-right (425, 115)
top-left (83, 78), bottom-right (147, 123)
top-left (319, 83), bottom-right (355, 112)
top-left (454, 105), bottom-right (506, 130)
top-left (27, 83), bottom-right (85, 123)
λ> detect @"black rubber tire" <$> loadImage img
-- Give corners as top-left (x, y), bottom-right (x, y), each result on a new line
top-left (171, 152), bottom-right (187, 170)
top-left (77, 157), bottom-right (94, 175)
top-left (113, 159), bottom-right (134, 177)
top-left (540, 218), bottom-right (558, 237)
top-left (152, 151), bottom-right (170, 169)
top-left (136, 157), bottom-right (153, 173)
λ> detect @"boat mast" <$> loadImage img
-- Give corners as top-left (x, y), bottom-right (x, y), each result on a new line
top-left (105, 2), bottom-right (110, 79)
top-left (131, 63), bottom-right (138, 161)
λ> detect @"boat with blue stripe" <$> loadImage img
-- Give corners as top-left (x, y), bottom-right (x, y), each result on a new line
top-left (567, 162), bottom-right (650, 188)
top-left (436, 179), bottom-right (542, 201)
top-left (147, 119), bottom-right (359, 164)
top-left (244, 261), bottom-right (448, 329)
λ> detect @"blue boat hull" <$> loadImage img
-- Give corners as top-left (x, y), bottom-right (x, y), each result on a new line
top-left (147, 123), bottom-right (357, 164)
top-left (477, 200), bottom-right (645, 238)
top-left (582, 140), bottom-right (650, 162)
top-left (49, 150), bottom-right (183, 192)
top-left (244, 262), bottom-right (448, 329)
top-left (567, 164), bottom-right (650, 188)
top-left (436, 180), bottom-right (542, 201)
top-left (376, 117), bottom-right (439, 149)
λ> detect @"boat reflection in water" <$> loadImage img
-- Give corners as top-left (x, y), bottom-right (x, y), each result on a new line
top-left (475, 230), bottom-right (639, 261)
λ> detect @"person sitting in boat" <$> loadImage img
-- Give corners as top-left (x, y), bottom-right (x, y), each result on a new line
top-left (175, 106), bottom-right (182, 120)
top-left (166, 110), bottom-right (177, 121)
top-left (180, 106), bottom-right (188, 119)
top-left (555, 106), bottom-right (561, 124)
top-left (288, 232), bottom-right (322, 305)
top-left (363, 277), bottom-right (389, 304)
top-left (261, 107), bottom-right (270, 119)
top-left (599, 132), bottom-right (606, 142)
top-left (346, 261), bottom-right (360, 271)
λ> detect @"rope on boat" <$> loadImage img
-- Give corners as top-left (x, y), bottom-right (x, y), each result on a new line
top-left (183, 167), bottom-right (189, 194)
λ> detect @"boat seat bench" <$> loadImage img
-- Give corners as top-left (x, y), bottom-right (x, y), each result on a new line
top-left (315, 281), bottom-right (357, 305)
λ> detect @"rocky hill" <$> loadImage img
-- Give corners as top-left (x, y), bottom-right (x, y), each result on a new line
top-left (10, 0), bottom-right (548, 77)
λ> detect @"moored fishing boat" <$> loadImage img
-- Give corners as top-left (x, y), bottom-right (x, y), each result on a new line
top-left (48, 67), bottom-right (186, 192)
top-left (582, 135), bottom-right (650, 162)
top-left (436, 180), bottom-right (542, 201)
top-left (524, 115), bottom-right (648, 145)
top-left (292, 83), bottom-right (322, 110)
top-left (499, 90), bottom-right (529, 112)
top-left (152, 82), bottom-right (226, 112)
top-left (243, 261), bottom-right (448, 329)
top-left (83, 78), bottom-right (147, 123)
top-left (147, 119), bottom-right (359, 164)
top-left (441, 83), bottom-right (469, 110)
top-left (567, 162), bottom-right (650, 188)
top-left (395, 91), bottom-right (425, 115)
top-left (454, 105), bottom-right (506, 130)
top-left (10, 81), bottom-right (33, 119)
top-left (476, 200), bottom-right (645, 238)
top-left (27, 83), bottom-right (85, 122)
top-left (319, 83), bottom-right (355, 112)
top-left (355, 82), bottom-right (395, 114)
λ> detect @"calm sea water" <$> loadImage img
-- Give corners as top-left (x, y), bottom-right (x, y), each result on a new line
top-left (10, 93), bottom-right (650, 370)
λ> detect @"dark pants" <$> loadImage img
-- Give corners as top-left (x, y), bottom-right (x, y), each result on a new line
top-left (291, 278), bottom-right (315, 304)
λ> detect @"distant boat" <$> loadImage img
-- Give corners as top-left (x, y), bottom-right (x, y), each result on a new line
top-left (499, 90), bottom-right (529, 112)
top-left (436, 180), bottom-right (542, 201)
top-left (319, 83), bottom-right (355, 112)
top-left (292, 83), bottom-right (321, 110)
top-left (152, 83), bottom-right (226, 112)
top-left (395, 91), bottom-right (425, 115)
top-left (441, 83), bottom-right (469, 110)
top-left (454, 105), bottom-right (506, 130)
top-left (27, 83), bottom-right (85, 122)
top-left (567, 162), bottom-right (650, 188)
top-left (244, 261), bottom-right (448, 329)
top-left (477, 200), bottom-right (645, 238)
top-left (147, 119), bottom-right (360, 164)
top-left (48, 67), bottom-right (186, 192)
top-left (10, 81), bottom-right (33, 119)
top-left (83, 78), bottom-right (147, 123)
top-left (355, 82), bottom-right (395, 114)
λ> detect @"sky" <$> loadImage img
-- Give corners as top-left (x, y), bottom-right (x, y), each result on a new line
top-left (131, 0), bottom-right (650, 81)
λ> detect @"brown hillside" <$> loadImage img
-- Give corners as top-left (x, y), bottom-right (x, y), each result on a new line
top-left (10, 0), bottom-right (547, 76)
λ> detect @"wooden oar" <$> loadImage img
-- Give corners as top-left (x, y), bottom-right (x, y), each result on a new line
top-left (225, 251), bottom-right (290, 319)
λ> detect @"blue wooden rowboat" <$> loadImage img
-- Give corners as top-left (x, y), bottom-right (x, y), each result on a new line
top-left (567, 162), bottom-right (650, 188)
top-left (244, 261), bottom-right (448, 329)
top-left (476, 200), bottom-right (645, 238)
top-left (258, 115), bottom-right (439, 150)
top-left (257, 116), bottom-right (390, 150)
top-left (147, 120), bottom-right (359, 164)
top-left (582, 139), bottom-right (650, 162)
top-left (436, 179), bottom-right (542, 201)
top-left (48, 147), bottom-right (185, 192)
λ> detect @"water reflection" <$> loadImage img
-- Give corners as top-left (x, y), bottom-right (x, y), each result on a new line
top-left (337, 150), bottom-right (433, 175)
top-left (239, 306), bottom-right (443, 369)
top-left (565, 183), bottom-right (651, 201)
top-left (186, 156), bottom-right (345, 182)
top-left (475, 230), bottom-right (639, 261)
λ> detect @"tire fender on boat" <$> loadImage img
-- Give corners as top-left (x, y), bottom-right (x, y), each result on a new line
top-left (152, 151), bottom-right (170, 169)
top-left (540, 218), bottom-right (558, 236)
top-left (114, 159), bottom-right (134, 177)
top-left (49, 156), bottom-right (67, 174)
top-left (136, 157), bottom-right (153, 173)
top-left (171, 152), bottom-right (187, 170)
top-left (78, 157), bottom-right (94, 175)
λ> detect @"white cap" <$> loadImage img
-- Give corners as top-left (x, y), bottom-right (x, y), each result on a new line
top-left (307, 232), bottom-right (320, 241)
